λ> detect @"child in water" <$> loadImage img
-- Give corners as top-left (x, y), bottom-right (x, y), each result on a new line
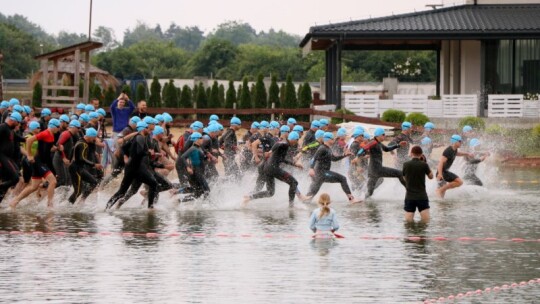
top-left (309, 193), bottom-right (340, 237)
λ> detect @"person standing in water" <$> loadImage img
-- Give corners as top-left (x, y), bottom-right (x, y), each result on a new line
top-left (435, 134), bottom-right (473, 198)
top-left (309, 193), bottom-right (340, 237)
top-left (402, 145), bottom-right (433, 223)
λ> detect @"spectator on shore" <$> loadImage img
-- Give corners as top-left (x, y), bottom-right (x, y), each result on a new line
top-left (110, 93), bottom-right (135, 139)
top-left (90, 98), bottom-right (100, 110)
top-left (131, 100), bottom-right (148, 119)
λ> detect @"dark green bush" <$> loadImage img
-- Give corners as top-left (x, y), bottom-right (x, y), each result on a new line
top-left (331, 108), bottom-right (356, 124)
top-left (532, 124), bottom-right (540, 138)
top-left (381, 109), bottom-right (406, 123)
top-left (458, 116), bottom-right (485, 131)
top-left (405, 112), bottom-right (429, 126)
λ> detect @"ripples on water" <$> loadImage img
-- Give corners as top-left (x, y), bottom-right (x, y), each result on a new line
top-left (0, 167), bottom-right (539, 303)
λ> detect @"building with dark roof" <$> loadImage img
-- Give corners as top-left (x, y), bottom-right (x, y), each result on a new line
top-left (300, 0), bottom-right (540, 110)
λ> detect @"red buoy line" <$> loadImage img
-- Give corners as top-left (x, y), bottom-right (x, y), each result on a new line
top-left (0, 230), bottom-right (539, 243)
top-left (419, 278), bottom-right (540, 303)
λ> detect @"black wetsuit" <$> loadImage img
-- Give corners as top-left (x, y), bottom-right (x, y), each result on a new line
top-left (463, 154), bottom-right (483, 186)
top-left (438, 146), bottom-right (459, 183)
top-left (219, 128), bottom-right (240, 180)
top-left (201, 133), bottom-right (219, 181)
top-left (365, 139), bottom-right (405, 197)
top-left (302, 129), bottom-right (316, 148)
top-left (250, 141), bottom-right (299, 205)
top-left (0, 123), bottom-right (23, 203)
top-left (348, 141), bottom-right (368, 191)
top-left (253, 133), bottom-right (277, 192)
top-left (180, 143), bottom-right (209, 200)
top-left (106, 132), bottom-right (159, 209)
top-left (390, 132), bottom-right (414, 169)
top-left (54, 130), bottom-right (78, 186)
top-left (68, 138), bottom-right (99, 203)
top-left (306, 144), bottom-right (351, 197)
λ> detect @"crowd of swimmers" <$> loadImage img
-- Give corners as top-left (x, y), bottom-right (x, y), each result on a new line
top-left (0, 94), bottom-right (491, 224)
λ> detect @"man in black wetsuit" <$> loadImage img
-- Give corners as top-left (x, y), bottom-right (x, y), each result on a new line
top-left (302, 120), bottom-right (319, 148)
top-left (243, 131), bottom-right (307, 207)
top-left (68, 128), bottom-right (102, 204)
top-left (105, 121), bottom-right (160, 210)
top-left (435, 134), bottom-right (473, 199)
top-left (219, 117), bottom-right (241, 181)
top-left (0, 112), bottom-right (24, 204)
top-left (304, 132), bottom-right (358, 203)
top-left (364, 127), bottom-right (407, 199)
top-left (390, 121), bottom-right (414, 170)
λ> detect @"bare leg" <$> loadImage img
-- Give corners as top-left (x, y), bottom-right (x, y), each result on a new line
top-left (9, 180), bottom-right (41, 209)
top-left (45, 174), bottom-right (57, 208)
top-left (419, 209), bottom-right (430, 223)
top-left (404, 212), bottom-right (415, 222)
top-left (436, 178), bottom-right (463, 198)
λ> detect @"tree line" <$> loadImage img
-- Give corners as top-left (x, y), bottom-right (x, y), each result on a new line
top-left (1, 13), bottom-right (437, 84)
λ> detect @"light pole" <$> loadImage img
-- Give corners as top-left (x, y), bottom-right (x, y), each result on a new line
top-left (88, 0), bottom-right (93, 40)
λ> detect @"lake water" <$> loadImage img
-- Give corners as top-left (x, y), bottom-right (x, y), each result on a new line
top-left (0, 166), bottom-right (539, 303)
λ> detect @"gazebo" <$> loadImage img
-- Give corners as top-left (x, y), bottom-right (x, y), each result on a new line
top-left (34, 41), bottom-right (117, 108)
top-left (300, 1), bottom-right (540, 109)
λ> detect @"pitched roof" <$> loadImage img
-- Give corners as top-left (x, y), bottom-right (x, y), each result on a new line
top-left (300, 4), bottom-right (540, 47)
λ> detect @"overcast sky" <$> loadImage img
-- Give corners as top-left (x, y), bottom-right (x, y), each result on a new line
top-left (2, 0), bottom-right (466, 39)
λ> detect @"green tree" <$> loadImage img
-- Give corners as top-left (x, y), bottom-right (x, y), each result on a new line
top-left (208, 21), bottom-right (256, 46)
top-left (236, 84), bottom-right (242, 103)
top-left (123, 21), bottom-right (164, 47)
top-left (196, 83), bottom-right (208, 108)
top-left (135, 83), bottom-right (147, 102)
top-left (283, 74), bottom-right (296, 108)
top-left (122, 84), bottom-right (132, 99)
top-left (268, 76), bottom-right (280, 108)
top-left (279, 83), bottom-right (286, 106)
top-left (225, 80), bottom-right (237, 109)
top-left (161, 81), bottom-right (169, 105)
top-left (91, 84), bottom-right (103, 102)
top-left (164, 24), bottom-right (204, 52)
top-left (32, 82), bottom-right (42, 107)
top-left (148, 76), bottom-right (161, 107)
top-left (179, 85), bottom-right (192, 108)
top-left (250, 83), bottom-right (256, 108)
top-left (192, 83), bottom-right (199, 103)
top-left (209, 80), bottom-right (220, 108)
top-left (103, 85), bottom-right (116, 107)
top-left (0, 23), bottom-right (40, 78)
top-left (186, 38), bottom-right (238, 78)
top-left (56, 31), bottom-right (87, 47)
top-left (163, 80), bottom-right (178, 108)
top-left (253, 74), bottom-right (267, 109)
top-left (218, 84), bottom-right (225, 107)
top-left (298, 82), bottom-right (312, 108)
top-left (239, 77), bottom-right (251, 109)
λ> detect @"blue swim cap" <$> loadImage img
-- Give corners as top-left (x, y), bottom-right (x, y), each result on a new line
top-left (287, 117), bottom-right (296, 125)
top-left (288, 131), bottom-right (300, 141)
top-left (97, 108), bottom-right (106, 117)
top-left (190, 132), bottom-right (202, 141)
top-left (153, 126), bottom-right (164, 136)
top-left (374, 127), bottom-right (386, 137)
top-left (29, 121), bottom-right (40, 131)
top-left (136, 121), bottom-right (148, 132)
top-left (69, 120), bottom-right (81, 128)
top-left (337, 127), bottom-right (347, 137)
top-left (424, 122), bottom-right (435, 130)
top-left (143, 116), bottom-right (156, 125)
top-left (319, 119), bottom-right (329, 126)
top-left (207, 124), bottom-right (219, 133)
top-left (130, 116), bottom-right (141, 125)
top-left (462, 125), bottom-right (473, 133)
top-left (230, 117), bottom-right (241, 126)
top-left (352, 128), bottom-right (364, 138)
top-left (401, 121), bottom-right (412, 130)
top-left (315, 130), bottom-right (325, 139)
top-left (216, 123), bottom-right (224, 131)
top-left (84, 104), bottom-right (95, 112)
top-left (311, 120), bottom-right (320, 129)
top-left (9, 112), bottom-right (23, 123)
top-left (48, 118), bottom-right (61, 128)
top-left (23, 105), bottom-right (32, 114)
top-left (293, 125), bottom-right (304, 132)
top-left (13, 105), bottom-right (24, 113)
top-left (251, 122), bottom-right (260, 129)
top-left (155, 114), bottom-right (164, 122)
top-left (86, 127), bottom-right (98, 137)
top-left (450, 134), bottom-right (462, 144)
top-left (260, 121), bottom-right (269, 129)
top-left (163, 113), bottom-right (173, 123)
top-left (354, 125), bottom-right (365, 133)
top-left (421, 137), bottom-right (432, 145)
top-left (469, 138), bottom-right (480, 147)
top-left (59, 114), bottom-right (70, 123)
top-left (270, 121), bottom-right (280, 129)
top-left (41, 108), bottom-right (52, 117)
top-left (364, 132), bottom-right (372, 140)
top-left (280, 125), bottom-right (290, 133)
top-left (190, 123), bottom-right (201, 131)
top-left (89, 112), bottom-right (99, 120)
top-left (323, 132), bottom-right (334, 142)
top-left (210, 114), bottom-right (219, 121)
top-left (9, 98), bottom-right (20, 107)
top-left (70, 115), bottom-right (78, 121)
top-left (79, 113), bottom-right (90, 123)
top-left (0, 101), bottom-right (9, 109)
top-left (76, 103), bottom-right (86, 110)
top-left (192, 121), bottom-right (204, 129)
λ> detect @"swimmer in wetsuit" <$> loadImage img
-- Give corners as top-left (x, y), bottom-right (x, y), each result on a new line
top-left (463, 138), bottom-right (490, 186)
top-left (435, 134), bottom-right (474, 199)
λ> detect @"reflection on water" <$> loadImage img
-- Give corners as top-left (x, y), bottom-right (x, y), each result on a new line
top-left (0, 168), bottom-right (539, 303)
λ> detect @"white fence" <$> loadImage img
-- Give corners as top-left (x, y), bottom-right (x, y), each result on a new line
top-left (344, 94), bottom-right (479, 118)
top-left (488, 95), bottom-right (523, 118)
